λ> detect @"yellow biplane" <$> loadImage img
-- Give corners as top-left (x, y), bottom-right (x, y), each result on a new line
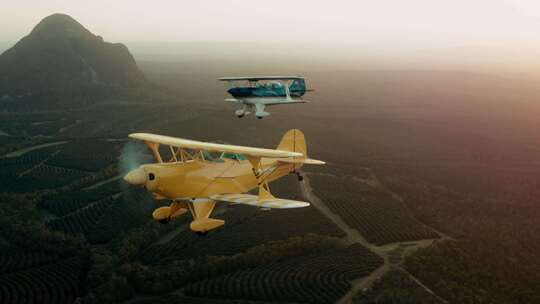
top-left (123, 129), bottom-right (324, 235)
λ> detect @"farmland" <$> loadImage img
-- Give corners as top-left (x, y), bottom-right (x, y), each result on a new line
top-left (307, 166), bottom-right (439, 245)
top-left (0, 257), bottom-right (83, 304)
top-left (184, 243), bottom-right (383, 303)
top-left (353, 269), bottom-right (442, 304)
top-left (0, 57), bottom-right (539, 304)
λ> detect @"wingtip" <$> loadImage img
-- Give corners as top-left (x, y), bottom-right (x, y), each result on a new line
top-left (304, 158), bottom-right (326, 165)
top-left (128, 133), bottom-right (148, 139)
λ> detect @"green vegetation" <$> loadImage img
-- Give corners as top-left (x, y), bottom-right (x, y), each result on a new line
top-left (46, 139), bottom-right (123, 172)
top-left (47, 196), bottom-right (116, 236)
top-left (0, 250), bottom-right (60, 274)
top-left (406, 240), bottom-right (540, 304)
top-left (353, 270), bottom-right (442, 304)
top-left (131, 294), bottom-right (282, 304)
top-left (185, 243), bottom-right (383, 303)
top-left (0, 193), bottom-right (88, 304)
top-left (141, 204), bottom-right (344, 264)
top-left (380, 176), bottom-right (540, 304)
top-left (39, 184), bottom-right (119, 216)
top-left (82, 234), bottom-right (362, 303)
top-left (0, 257), bottom-right (83, 304)
top-left (308, 167), bottom-right (438, 245)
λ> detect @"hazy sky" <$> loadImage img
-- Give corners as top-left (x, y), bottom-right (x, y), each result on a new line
top-left (2, 0), bottom-right (540, 50)
top-left (3, 0), bottom-right (540, 74)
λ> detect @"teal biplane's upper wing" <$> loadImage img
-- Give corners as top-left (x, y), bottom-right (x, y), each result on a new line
top-left (219, 76), bottom-right (304, 81)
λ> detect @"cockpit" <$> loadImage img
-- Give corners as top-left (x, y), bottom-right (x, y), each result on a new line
top-left (201, 151), bottom-right (246, 162)
top-left (220, 152), bottom-right (247, 161)
top-left (256, 81), bottom-right (284, 90)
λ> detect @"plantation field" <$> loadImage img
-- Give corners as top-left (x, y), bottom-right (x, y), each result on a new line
top-left (132, 294), bottom-right (284, 304)
top-left (1, 58), bottom-right (539, 304)
top-left (141, 203), bottom-right (344, 264)
top-left (353, 269), bottom-right (442, 304)
top-left (184, 243), bottom-right (383, 303)
top-left (0, 139), bottom-right (123, 193)
top-left (39, 181), bottom-right (122, 216)
top-left (46, 139), bottom-right (123, 172)
top-left (46, 188), bottom-right (155, 244)
top-left (307, 167), bottom-right (438, 245)
top-left (0, 112), bottom-right (74, 137)
top-left (0, 250), bottom-right (61, 274)
top-left (0, 162), bottom-right (90, 193)
top-left (0, 257), bottom-right (83, 304)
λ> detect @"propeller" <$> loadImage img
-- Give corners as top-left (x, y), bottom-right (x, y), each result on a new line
top-left (118, 140), bottom-right (151, 197)
top-left (119, 140), bottom-right (148, 176)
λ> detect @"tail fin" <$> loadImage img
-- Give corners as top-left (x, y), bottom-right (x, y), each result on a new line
top-left (277, 129), bottom-right (306, 157)
top-left (277, 129), bottom-right (325, 166)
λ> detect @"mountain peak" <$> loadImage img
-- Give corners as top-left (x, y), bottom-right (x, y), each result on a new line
top-left (31, 14), bottom-right (89, 36)
top-left (0, 14), bottom-right (146, 99)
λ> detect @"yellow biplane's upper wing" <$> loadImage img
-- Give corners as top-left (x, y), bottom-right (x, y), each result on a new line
top-left (129, 133), bottom-right (303, 158)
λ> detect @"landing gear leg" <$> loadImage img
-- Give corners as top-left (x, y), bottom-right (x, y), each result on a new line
top-left (235, 105), bottom-right (250, 118)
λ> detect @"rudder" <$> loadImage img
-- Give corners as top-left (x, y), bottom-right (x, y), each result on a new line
top-left (277, 129), bottom-right (306, 157)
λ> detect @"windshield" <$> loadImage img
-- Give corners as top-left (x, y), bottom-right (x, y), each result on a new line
top-left (201, 151), bottom-right (223, 162)
top-left (220, 152), bottom-right (247, 161)
top-left (199, 151), bottom-right (246, 162)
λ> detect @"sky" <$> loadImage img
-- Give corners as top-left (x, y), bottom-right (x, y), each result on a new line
top-left (2, 0), bottom-right (540, 71)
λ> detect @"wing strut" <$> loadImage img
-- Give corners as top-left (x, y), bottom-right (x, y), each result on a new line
top-left (188, 199), bottom-right (224, 233)
top-left (145, 141), bottom-right (163, 163)
top-left (258, 182), bottom-right (274, 201)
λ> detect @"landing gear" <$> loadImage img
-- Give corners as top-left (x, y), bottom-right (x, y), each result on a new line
top-left (196, 231), bottom-right (208, 236)
top-left (158, 218), bottom-right (170, 224)
top-left (292, 171), bottom-right (303, 181)
top-left (235, 108), bottom-right (247, 118)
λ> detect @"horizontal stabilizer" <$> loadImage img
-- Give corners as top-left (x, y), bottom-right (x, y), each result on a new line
top-left (277, 158), bottom-right (325, 165)
top-left (211, 193), bottom-right (310, 209)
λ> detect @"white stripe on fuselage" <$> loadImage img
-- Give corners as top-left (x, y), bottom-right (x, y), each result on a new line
top-left (237, 98), bottom-right (305, 106)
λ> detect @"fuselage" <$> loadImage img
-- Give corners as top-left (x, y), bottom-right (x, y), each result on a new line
top-left (227, 79), bottom-right (306, 99)
top-left (137, 158), bottom-right (296, 200)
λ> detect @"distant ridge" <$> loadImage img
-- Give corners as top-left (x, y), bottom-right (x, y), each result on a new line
top-left (0, 13), bottom-right (146, 99)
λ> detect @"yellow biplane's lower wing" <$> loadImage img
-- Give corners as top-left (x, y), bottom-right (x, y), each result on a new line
top-left (211, 193), bottom-right (309, 209)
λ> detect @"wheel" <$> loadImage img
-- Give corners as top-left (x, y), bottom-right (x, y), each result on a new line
top-left (196, 231), bottom-right (208, 236)
top-left (257, 116), bottom-right (263, 119)
top-left (297, 175), bottom-right (304, 181)
top-left (237, 115), bottom-right (244, 118)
